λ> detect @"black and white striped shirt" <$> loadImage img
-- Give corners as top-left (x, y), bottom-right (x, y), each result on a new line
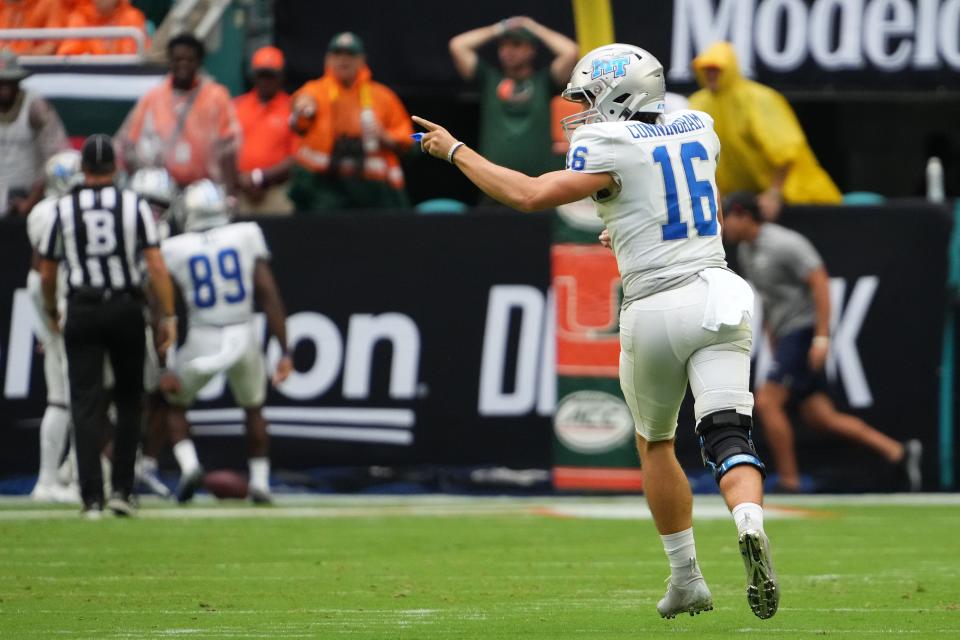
top-left (40, 185), bottom-right (159, 295)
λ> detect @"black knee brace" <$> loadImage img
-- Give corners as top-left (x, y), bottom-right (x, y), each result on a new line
top-left (696, 410), bottom-right (766, 484)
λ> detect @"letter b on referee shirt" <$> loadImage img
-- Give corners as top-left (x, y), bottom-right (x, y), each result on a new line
top-left (82, 211), bottom-right (118, 256)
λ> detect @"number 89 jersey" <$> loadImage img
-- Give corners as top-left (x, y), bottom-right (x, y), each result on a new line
top-left (567, 110), bottom-right (727, 304)
top-left (161, 222), bottom-right (269, 327)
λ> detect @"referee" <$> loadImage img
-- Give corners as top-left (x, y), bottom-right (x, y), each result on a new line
top-left (38, 134), bottom-right (177, 518)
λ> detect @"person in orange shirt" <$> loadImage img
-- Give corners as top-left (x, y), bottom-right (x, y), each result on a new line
top-left (0, 0), bottom-right (69, 54)
top-left (233, 46), bottom-right (297, 215)
top-left (116, 33), bottom-right (239, 192)
top-left (289, 32), bottom-right (413, 211)
top-left (57, 0), bottom-right (148, 56)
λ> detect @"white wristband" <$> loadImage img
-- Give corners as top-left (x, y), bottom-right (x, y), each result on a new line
top-left (813, 336), bottom-right (830, 347)
top-left (447, 141), bottom-right (465, 164)
top-left (251, 168), bottom-right (264, 187)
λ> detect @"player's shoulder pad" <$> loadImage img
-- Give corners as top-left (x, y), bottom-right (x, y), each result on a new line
top-left (160, 231), bottom-right (190, 255)
top-left (567, 123), bottom-right (619, 174)
top-left (671, 108), bottom-right (715, 130)
top-left (229, 220), bottom-right (266, 240)
top-left (569, 122), bottom-right (615, 147)
top-left (27, 195), bottom-right (57, 220)
top-left (26, 196), bottom-right (58, 248)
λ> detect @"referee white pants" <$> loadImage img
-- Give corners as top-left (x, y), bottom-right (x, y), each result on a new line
top-left (619, 276), bottom-right (754, 443)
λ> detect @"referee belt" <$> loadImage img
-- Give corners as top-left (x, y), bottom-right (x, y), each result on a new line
top-left (69, 286), bottom-right (143, 305)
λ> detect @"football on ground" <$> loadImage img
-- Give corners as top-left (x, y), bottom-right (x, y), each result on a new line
top-left (203, 469), bottom-right (249, 499)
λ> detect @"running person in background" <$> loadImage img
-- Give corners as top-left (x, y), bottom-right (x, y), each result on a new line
top-left (415, 44), bottom-right (778, 621)
top-left (25, 149), bottom-right (82, 503)
top-left (158, 180), bottom-right (292, 504)
top-left (721, 192), bottom-right (923, 492)
top-left (129, 167), bottom-right (179, 498)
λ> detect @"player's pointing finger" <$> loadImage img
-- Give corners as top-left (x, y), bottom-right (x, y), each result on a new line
top-left (412, 115), bottom-right (439, 131)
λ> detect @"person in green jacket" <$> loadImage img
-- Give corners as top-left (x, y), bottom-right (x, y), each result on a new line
top-left (449, 16), bottom-right (578, 199)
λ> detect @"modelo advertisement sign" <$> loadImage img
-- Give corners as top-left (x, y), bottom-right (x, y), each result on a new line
top-left (0, 214), bottom-right (555, 475)
top-left (278, 0), bottom-right (960, 92)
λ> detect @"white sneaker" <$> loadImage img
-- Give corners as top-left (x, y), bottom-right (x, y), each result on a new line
top-left (656, 558), bottom-right (714, 619)
top-left (739, 529), bottom-right (780, 619)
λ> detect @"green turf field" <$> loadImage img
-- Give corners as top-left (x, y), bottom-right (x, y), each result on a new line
top-left (1, 495), bottom-right (958, 639)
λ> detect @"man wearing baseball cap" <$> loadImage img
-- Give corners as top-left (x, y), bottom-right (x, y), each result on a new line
top-left (0, 50), bottom-right (68, 217)
top-left (449, 16), bottom-right (578, 190)
top-left (233, 45), bottom-right (297, 214)
top-left (289, 31), bottom-right (414, 210)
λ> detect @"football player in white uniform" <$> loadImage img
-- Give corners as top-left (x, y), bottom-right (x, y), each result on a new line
top-left (158, 180), bottom-right (292, 504)
top-left (25, 150), bottom-right (83, 503)
top-left (415, 44), bottom-right (778, 620)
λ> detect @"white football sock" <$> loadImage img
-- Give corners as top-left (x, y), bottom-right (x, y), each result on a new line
top-left (732, 502), bottom-right (765, 535)
top-left (661, 527), bottom-right (699, 584)
top-left (37, 406), bottom-right (70, 486)
top-left (248, 457), bottom-right (270, 491)
top-left (172, 440), bottom-right (200, 475)
top-left (140, 455), bottom-right (158, 475)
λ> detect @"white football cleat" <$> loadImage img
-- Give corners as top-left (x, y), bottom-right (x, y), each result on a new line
top-left (739, 529), bottom-right (780, 619)
top-left (249, 485), bottom-right (273, 505)
top-left (31, 482), bottom-right (80, 504)
top-left (656, 558), bottom-right (714, 619)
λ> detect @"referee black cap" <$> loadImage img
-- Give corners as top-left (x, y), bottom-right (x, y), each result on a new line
top-left (81, 133), bottom-right (116, 175)
top-left (722, 191), bottom-right (762, 221)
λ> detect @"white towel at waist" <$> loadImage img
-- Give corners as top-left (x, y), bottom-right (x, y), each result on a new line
top-left (699, 268), bottom-right (755, 331)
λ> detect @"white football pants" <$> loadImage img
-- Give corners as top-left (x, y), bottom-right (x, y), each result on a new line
top-left (619, 275), bottom-right (754, 442)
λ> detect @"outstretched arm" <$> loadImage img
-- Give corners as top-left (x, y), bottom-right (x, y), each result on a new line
top-left (414, 115), bottom-right (612, 212)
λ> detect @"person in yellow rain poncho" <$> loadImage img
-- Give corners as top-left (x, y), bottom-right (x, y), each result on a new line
top-left (689, 42), bottom-right (841, 219)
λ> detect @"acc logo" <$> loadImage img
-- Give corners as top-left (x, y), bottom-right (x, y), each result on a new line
top-left (591, 56), bottom-right (630, 79)
top-left (554, 390), bottom-right (634, 454)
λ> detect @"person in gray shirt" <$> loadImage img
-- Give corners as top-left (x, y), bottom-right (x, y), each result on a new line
top-left (722, 192), bottom-right (921, 492)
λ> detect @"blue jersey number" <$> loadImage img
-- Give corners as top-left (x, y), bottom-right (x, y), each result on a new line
top-left (187, 248), bottom-right (246, 309)
top-left (568, 146), bottom-right (588, 171)
top-left (651, 142), bottom-right (718, 241)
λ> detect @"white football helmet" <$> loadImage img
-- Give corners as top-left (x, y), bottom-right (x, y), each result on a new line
top-left (181, 179), bottom-right (230, 232)
top-left (129, 167), bottom-right (177, 208)
top-left (44, 150), bottom-right (82, 197)
top-left (561, 44), bottom-right (666, 138)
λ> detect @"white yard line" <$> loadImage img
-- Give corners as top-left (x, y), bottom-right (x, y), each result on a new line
top-left (0, 493), bottom-right (957, 521)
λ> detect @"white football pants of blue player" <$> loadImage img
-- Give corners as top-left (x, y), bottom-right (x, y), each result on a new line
top-left (164, 320), bottom-right (267, 409)
top-left (619, 268), bottom-right (755, 442)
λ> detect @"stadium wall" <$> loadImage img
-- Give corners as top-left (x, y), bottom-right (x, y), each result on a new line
top-left (0, 207), bottom-right (952, 491)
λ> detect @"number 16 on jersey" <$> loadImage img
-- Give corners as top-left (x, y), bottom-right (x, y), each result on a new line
top-left (652, 141), bottom-right (718, 242)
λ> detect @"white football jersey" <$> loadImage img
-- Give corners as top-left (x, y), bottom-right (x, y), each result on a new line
top-left (567, 110), bottom-right (727, 303)
top-left (162, 222), bottom-right (270, 328)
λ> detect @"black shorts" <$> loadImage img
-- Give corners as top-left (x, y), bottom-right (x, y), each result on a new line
top-left (766, 327), bottom-right (828, 401)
